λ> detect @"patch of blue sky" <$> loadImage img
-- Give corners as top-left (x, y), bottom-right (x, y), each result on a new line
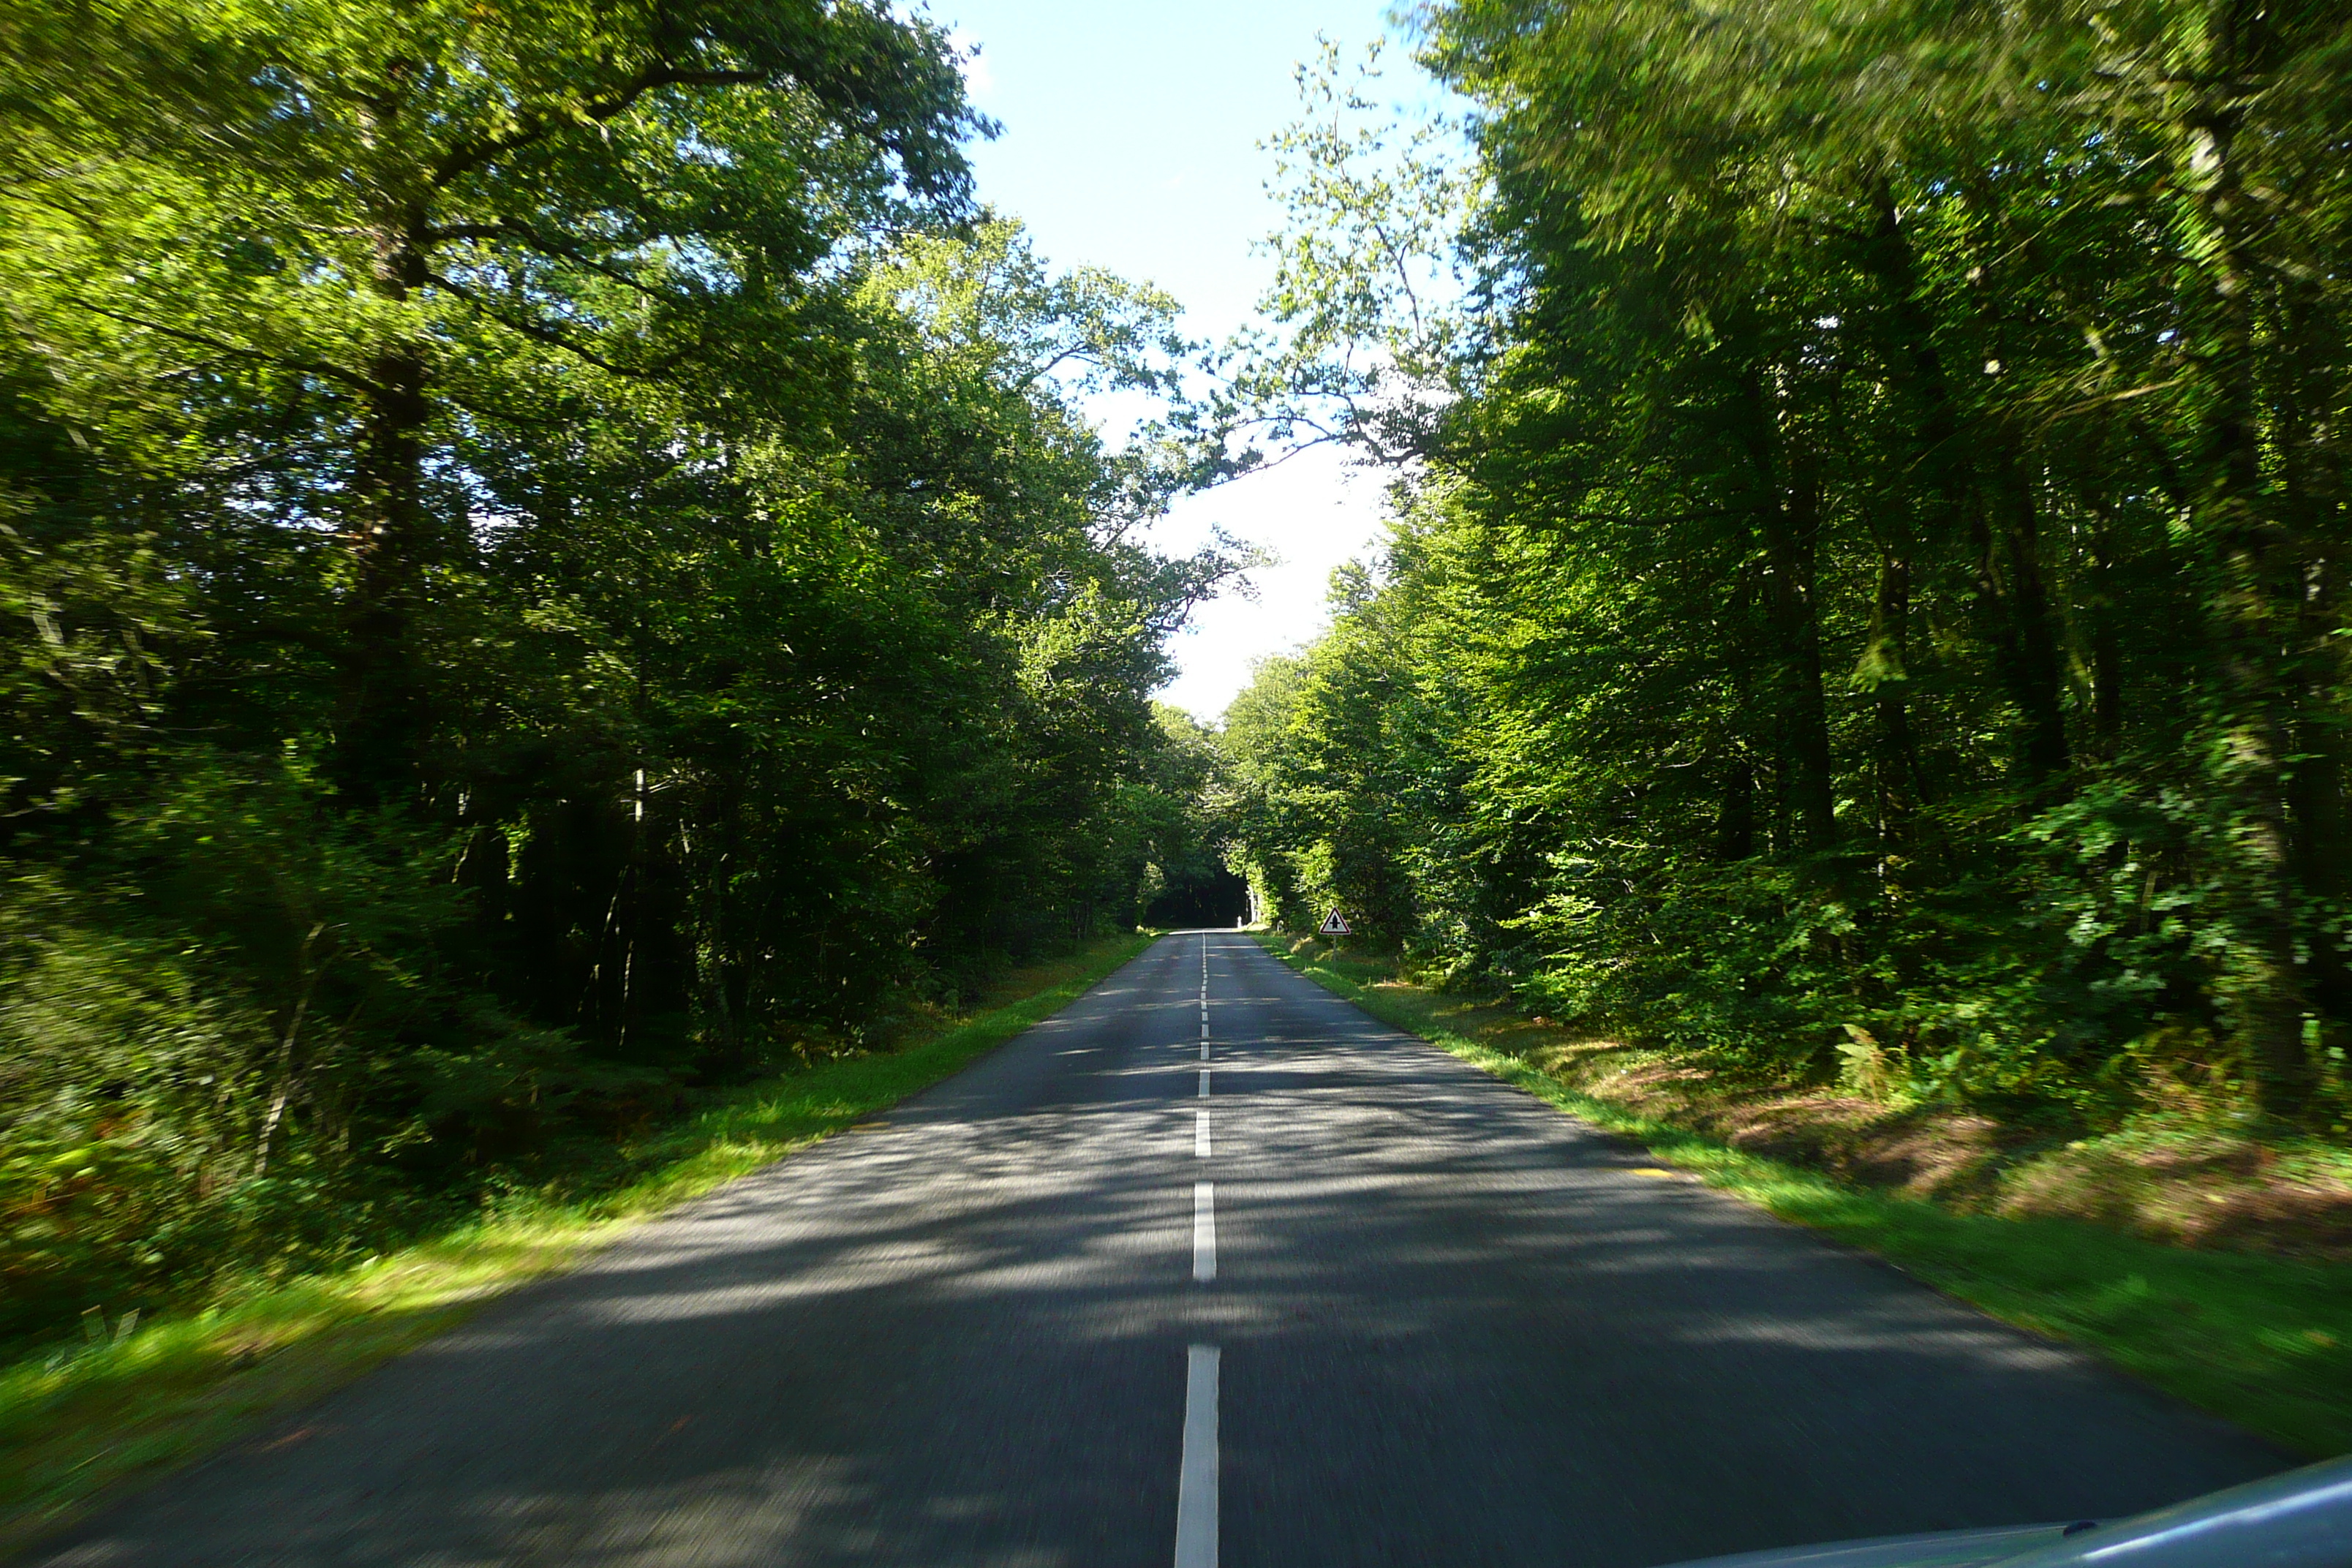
top-left (935, 0), bottom-right (1453, 719)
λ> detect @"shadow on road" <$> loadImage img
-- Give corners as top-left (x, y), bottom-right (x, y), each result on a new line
top-left (31, 936), bottom-right (2283, 1568)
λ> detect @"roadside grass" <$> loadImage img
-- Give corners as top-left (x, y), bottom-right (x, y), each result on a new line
top-left (1258, 935), bottom-right (2352, 1460)
top-left (0, 930), bottom-right (1154, 1556)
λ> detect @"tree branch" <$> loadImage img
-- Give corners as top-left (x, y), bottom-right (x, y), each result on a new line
top-left (425, 269), bottom-right (701, 380)
top-left (427, 64), bottom-right (767, 194)
top-left (66, 300), bottom-right (379, 393)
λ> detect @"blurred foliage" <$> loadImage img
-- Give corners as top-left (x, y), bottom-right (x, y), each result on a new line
top-left (1218, 4), bottom-right (2352, 1134)
top-left (0, 0), bottom-right (1225, 1348)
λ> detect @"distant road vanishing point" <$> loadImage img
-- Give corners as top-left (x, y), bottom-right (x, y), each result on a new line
top-left (32, 932), bottom-right (2283, 1568)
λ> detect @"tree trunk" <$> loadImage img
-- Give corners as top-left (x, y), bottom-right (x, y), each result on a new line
top-left (1714, 759), bottom-right (1757, 861)
top-left (2085, 524), bottom-right (2126, 762)
top-left (2171, 0), bottom-right (2312, 1115)
top-left (1986, 444), bottom-right (2071, 782)
top-left (1861, 181), bottom-right (2070, 791)
top-left (336, 111), bottom-right (437, 797)
top-left (2291, 671), bottom-right (2351, 1028)
top-left (2276, 268), bottom-right (2352, 1033)
top-left (1734, 363), bottom-right (1838, 853)
top-left (1861, 543), bottom-right (1933, 814)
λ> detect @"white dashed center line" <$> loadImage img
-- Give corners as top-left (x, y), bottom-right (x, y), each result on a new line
top-left (1199, 936), bottom-right (1210, 1043)
top-left (1175, 1343), bottom-right (1220, 1568)
top-left (1180, 943), bottom-right (1221, 1565)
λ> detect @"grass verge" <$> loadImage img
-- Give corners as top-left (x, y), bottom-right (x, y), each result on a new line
top-left (0, 930), bottom-right (1154, 1556)
top-left (1257, 933), bottom-right (2352, 1460)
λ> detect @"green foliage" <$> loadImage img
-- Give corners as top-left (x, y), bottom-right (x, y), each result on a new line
top-left (0, 1), bottom-right (1221, 1349)
top-left (1222, 4), bottom-right (2352, 1131)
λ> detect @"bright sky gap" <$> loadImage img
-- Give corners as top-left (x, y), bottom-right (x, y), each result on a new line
top-left (945, 0), bottom-right (1417, 718)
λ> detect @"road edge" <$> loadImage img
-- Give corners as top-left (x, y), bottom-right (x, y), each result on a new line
top-left (0, 930), bottom-right (1156, 1560)
top-left (1250, 932), bottom-right (2346, 1461)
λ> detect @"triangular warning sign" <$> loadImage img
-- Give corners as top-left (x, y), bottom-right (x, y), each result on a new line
top-left (1318, 909), bottom-right (1352, 937)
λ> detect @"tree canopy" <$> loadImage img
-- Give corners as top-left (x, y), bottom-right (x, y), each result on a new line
top-left (1223, 0), bottom-right (2352, 1130)
top-left (0, 0), bottom-right (1225, 1346)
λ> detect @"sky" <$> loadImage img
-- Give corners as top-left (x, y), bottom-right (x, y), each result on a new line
top-left (938, 0), bottom-right (1406, 720)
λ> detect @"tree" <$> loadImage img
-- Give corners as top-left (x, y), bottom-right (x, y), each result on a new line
top-left (2, 0), bottom-right (980, 796)
top-left (0, 7), bottom-right (1232, 1344)
top-left (1225, 0), bottom-right (2352, 1123)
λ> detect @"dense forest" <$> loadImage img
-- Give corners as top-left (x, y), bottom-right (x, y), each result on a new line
top-left (1225, 1), bottom-right (2352, 1133)
top-left (0, 0), bottom-right (1232, 1346)
top-left (11, 0), bottom-right (2349, 1358)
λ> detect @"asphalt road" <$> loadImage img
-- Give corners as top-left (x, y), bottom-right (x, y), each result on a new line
top-left (34, 932), bottom-right (2286, 1568)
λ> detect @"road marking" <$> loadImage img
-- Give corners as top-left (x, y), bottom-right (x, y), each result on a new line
top-left (1199, 1041), bottom-right (1208, 1063)
top-left (1193, 1182), bottom-right (1216, 1281)
top-left (1198, 1067), bottom-right (1210, 1097)
top-left (1175, 1344), bottom-right (1220, 1568)
top-left (1196, 1108), bottom-right (1211, 1158)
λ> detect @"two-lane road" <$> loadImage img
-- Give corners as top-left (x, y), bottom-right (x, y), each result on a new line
top-left (34, 932), bottom-right (2284, 1567)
